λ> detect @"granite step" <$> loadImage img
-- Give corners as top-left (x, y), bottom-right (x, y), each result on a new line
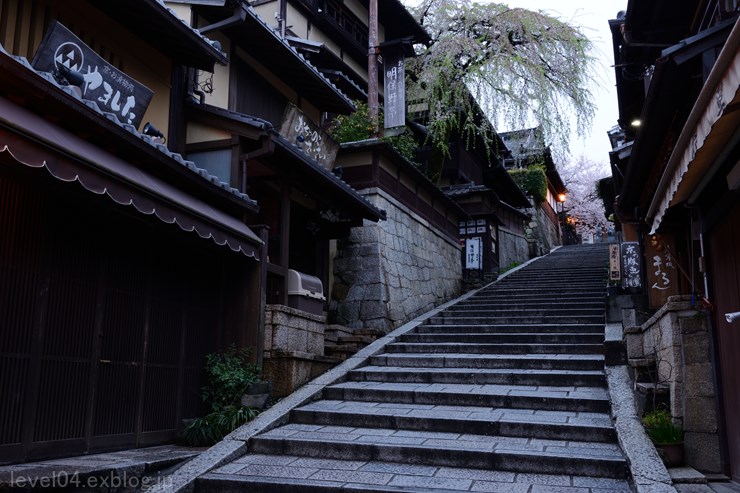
top-left (427, 315), bottom-right (605, 325)
top-left (346, 365), bottom-right (606, 386)
top-left (291, 400), bottom-right (616, 442)
top-left (433, 308), bottom-right (605, 318)
top-left (199, 454), bottom-right (633, 493)
top-left (247, 424), bottom-right (628, 478)
top-left (369, 353), bottom-right (605, 371)
top-left (416, 323), bottom-right (605, 334)
top-left (399, 332), bottom-right (605, 345)
top-left (384, 342), bottom-right (604, 355)
top-left (322, 381), bottom-right (610, 413)
top-left (450, 300), bottom-right (605, 309)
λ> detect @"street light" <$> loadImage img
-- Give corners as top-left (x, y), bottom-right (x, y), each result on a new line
top-left (557, 193), bottom-right (566, 245)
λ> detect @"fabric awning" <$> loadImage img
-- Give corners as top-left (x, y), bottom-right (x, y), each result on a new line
top-left (647, 19), bottom-right (740, 233)
top-left (0, 96), bottom-right (262, 258)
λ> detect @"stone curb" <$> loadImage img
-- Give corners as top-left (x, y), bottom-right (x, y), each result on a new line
top-left (605, 364), bottom-right (677, 493)
top-left (150, 255), bottom-right (546, 493)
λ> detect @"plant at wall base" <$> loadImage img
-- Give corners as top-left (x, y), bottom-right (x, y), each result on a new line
top-left (202, 345), bottom-right (261, 412)
top-left (643, 407), bottom-right (685, 466)
top-left (180, 345), bottom-right (263, 446)
top-left (180, 405), bottom-right (260, 446)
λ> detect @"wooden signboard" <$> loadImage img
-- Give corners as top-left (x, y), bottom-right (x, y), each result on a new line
top-left (279, 104), bottom-right (338, 169)
top-left (621, 242), bottom-right (642, 289)
top-left (383, 48), bottom-right (405, 129)
top-left (609, 244), bottom-right (621, 281)
top-left (32, 21), bottom-right (154, 129)
top-left (645, 234), bottom-right (680, 309)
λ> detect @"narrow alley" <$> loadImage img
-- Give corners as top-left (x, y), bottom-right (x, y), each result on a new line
top-left (195, 244), bottom-right (632, 492)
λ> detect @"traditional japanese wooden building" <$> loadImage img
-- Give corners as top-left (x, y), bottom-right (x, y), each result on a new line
top-left (0, 0), bottom-right (266, 463)
top-left (608, 0), bottom-right (740, 480)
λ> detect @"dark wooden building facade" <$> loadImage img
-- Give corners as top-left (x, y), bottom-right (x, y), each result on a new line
top-left (0, 0), bottom-right (265, 463)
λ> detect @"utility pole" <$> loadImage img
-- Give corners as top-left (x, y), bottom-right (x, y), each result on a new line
top-left (368, 0), bottom-right (379, 135)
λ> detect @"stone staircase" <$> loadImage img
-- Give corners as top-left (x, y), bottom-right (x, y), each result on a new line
top-left (197, 244), bottom-right (634, 492)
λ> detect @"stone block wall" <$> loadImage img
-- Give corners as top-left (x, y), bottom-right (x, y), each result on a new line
top-left (262, 305), bottom-right (336, 397)
top-left (331, 187), bottom-right (462, 332)
top-left (623, 295), bottom-right (721, 473)
top-left (523, 204), bottom-right (561, 256)
top-left (499, 226), bottom-right (530, 270)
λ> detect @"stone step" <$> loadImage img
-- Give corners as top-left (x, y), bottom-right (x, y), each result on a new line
top-left (198, 455), bottom-right (633, 493)
top-left (428, 315), bottom-right (604, 325)
top-left (466, 295), bottom-right (605, 304)
top-left (291, 400), bottom-right (616, 442)
top-left (436, 308), bottom-right (605, 318)
top-left (416, 323), bottom-right (605, 334)
top-left (452, 300), bottom-right (605, 310)
top-left (383, 342), bottom-right (603, 355)
top-left (248, 425), bottom-right (628, 478)
top-left (399, 332), bottom-right (605, 345)
top-left (322, 381), bottom-right (610, 413)
top-left (370, 352), bottom-right (605, 371)
top-left (347, 365), bottom-right (606, 387)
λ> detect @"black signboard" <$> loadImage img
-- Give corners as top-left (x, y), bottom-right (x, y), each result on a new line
top-left (620, 242), bottom-right (642, 289)
top-left (32, 21), bottom-right (153, 129)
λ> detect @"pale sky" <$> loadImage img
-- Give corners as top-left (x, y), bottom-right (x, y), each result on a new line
top-left (402, 0), bottom-right (627, 173)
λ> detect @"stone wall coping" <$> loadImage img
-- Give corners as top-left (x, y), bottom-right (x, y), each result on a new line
top-left (267, 350), bottom-right (339, 363)
top-left (605, 365), bottom-right (678, 493)
top-left (266, 304), bottom-right (326, 323)
top-left (633, 296), bottom-right (699, 335)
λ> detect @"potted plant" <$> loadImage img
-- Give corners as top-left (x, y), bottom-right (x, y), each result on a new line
top-left (642, 407), bottom-right (685, 466)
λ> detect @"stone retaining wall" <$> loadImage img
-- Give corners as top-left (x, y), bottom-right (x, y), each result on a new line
top-left (331, 187), bottom-right (462, 332)
top-left (498, 226), bottom-right (530, 270)
top-left (623, 295), bottom-right (721, 473)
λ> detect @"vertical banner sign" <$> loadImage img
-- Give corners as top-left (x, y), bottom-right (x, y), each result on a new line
top-left (609, 244), bottom-right (621, 281)
top-left (465, 237), bottom-right (482, 270)
top-left (645, 234), bottom-right (679, 309)
top-left (31, 21), bottom-right (153, 129)
top-left (383, 48), bottom-right (405, 129)
top-left (620, 242), bottom-right (642, 289)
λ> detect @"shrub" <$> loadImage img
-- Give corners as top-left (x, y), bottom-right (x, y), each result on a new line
top-left (642, 408), bottom-right (684, 445)
top-left (508, 166), bottom-right (548, 203)
top-left (202, 345), bottom-right (261, 412)
top-left (328, 101), bottom-right (418, 163)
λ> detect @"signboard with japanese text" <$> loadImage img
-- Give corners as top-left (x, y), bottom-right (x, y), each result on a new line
top-left (32, 21), bottom-right (153, 129)
top-left (609, 244), bottom-right (621, 281)
top-left (465, 237), bottom-right (482, 270)
top-left (383, 48), bottom-right (405, 129)
top-left (279, 104), bottom-right (338, 169)
top-left (620, 242), bottom-right (642, 289)
top-left (645, 234), bottom-right (679, 309)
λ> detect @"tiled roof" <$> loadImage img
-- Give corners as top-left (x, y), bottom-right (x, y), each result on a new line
top-left (2, 46), bottom-right (257, 208)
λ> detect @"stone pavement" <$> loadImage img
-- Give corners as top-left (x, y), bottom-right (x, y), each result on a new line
top-left (0, 445), bottom-right (201, 491)
top-left (193, 244), bottom-right (636, 492)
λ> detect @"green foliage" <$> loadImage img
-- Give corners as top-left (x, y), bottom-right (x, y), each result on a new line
top-left (180, 405), bottom-right (260, 446)
top-left (408, 1), bottom-right (597, 156)
top-left (179, 345), bottom-right (263, 446)
top-left (328, 101), bottom-right (418, 163)
top-left (508, 166), bottom-right (547, 203)
top-left (201, 345), bottom-right (261, 413)
top-left (643, 408), bottom-right (684, 445)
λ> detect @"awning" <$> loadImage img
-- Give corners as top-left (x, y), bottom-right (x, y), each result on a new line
top-left (647, 18), bottom-right (740, 233)
top-left (0, 96), bottom-right (262, 258)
